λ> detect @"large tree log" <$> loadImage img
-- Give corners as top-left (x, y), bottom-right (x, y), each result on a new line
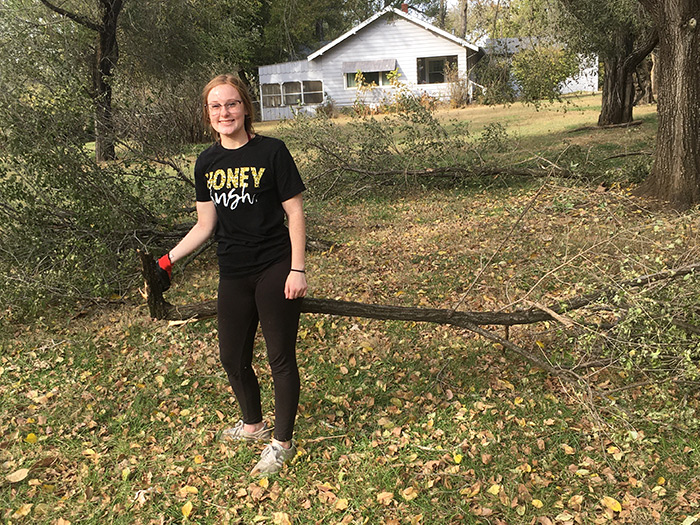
top-left (138, 250), bottom-right (700, 326)
top-left (138, 251), bottom-right (700, 383)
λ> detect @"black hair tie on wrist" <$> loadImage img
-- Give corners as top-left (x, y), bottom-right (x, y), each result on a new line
top-left (290, 268), bottom-right (306, 273)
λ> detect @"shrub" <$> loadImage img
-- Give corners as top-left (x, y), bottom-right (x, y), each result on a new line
top-left (277, 94), bottom-right (489, 199)
top-left (473, 55), bottom-right (517, 105)
top-left (511, 46), bottom-right (579, 105)
top-left (0, 78), bottom-right (190, 323)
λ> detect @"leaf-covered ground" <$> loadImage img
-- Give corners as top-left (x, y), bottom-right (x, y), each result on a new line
top-left (2, 97), bottom-right (700, 524)
top-left (2, 176), bottom-right (700, 524)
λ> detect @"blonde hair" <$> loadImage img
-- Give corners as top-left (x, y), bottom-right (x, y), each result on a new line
top-left (202, 74), bottom-right (256, 140)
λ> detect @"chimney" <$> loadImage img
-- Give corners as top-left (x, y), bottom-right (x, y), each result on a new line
top-left (401, 3), bottom-right (408, 13)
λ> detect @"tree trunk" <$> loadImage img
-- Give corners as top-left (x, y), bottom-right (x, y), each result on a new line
top-left (39, 0), bottom-right (123, 162)
top-left (633, 58), bottom-right (655, 105)
top-left (650, 49), bottom-right (659, 98)
top-left (636, 0), bottom-right (700, 209)
top-left (460, 0), bottom-right (468, 38)
top-left (93, 0), bottom-right (122, 162)
top-left (598, 35), bottom-right (636, 125)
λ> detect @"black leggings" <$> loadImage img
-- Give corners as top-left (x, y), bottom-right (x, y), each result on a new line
top-left (217, 258), bottom-right (302, 442)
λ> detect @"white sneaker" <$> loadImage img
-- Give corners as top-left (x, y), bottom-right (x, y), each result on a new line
top-left (251, 441), bottom-right (297, 475)
top-left (220, 420), bottom-right (272, 442)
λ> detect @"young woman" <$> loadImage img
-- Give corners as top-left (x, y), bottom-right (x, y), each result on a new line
top-left (157, 74), bottom-right (307, 475)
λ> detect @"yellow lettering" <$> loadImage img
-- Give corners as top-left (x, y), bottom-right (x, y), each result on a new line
top-left (239, 167), bottom-right (250, 189)
top-left (226, 168), bottom-right (239, 189)
top-left (205, 171), bottom-right (214, 189)
top-left (212, 169), bottom-right (226, 190)
top-left (251, 167), bottom-right (265, 187)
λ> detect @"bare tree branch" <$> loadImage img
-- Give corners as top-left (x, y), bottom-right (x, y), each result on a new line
top-left (38, 0), bottom-right (101, 32)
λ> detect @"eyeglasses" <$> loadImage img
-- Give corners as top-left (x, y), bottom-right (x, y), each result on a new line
top-left (207, 100), bottom-right (243, 113)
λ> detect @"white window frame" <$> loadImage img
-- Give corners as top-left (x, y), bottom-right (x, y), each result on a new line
top-left (345, 70), bottom-right (393, 89)
top-left (417, 55), bottom-right (458, 84)
top-left (262, 80), bottom-right (324, 107)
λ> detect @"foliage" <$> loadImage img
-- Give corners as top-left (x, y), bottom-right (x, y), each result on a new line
top-left (277, 96), bottom-right (483, 199)
top-left (511, 45), bottom-right (579, 105)
top-left (0, 49), bottom-right (191, 322)
top-left (603, 278), bottom-right (700, 381)
top-left (472, 55), bottom-right (517, 105)
top-left (553, 0), bottom-right (651, 61)
top-left (478, 122), bottom-right (511, 152)
top-left (0, 86), bottom-right (186, 322)
top-left (445, 63), bottom-right (473, 108)
top-left (2, 181), bottom-right (700, 523)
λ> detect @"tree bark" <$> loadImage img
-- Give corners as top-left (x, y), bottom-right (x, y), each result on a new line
top-left (598, 29), bottom-right (658, 125)
top-left (93, 0), bottom-right (122, 162)
top-left (40, 0), bottom-right (123, 162)
top-left (598, 34), bottom-right (636, 125)
top-left (460, 0), bottom-right (468, 38)
top-left (633, 58), bottom-right (655, 105)
top-left (636, 0), bottom-right (700, 209)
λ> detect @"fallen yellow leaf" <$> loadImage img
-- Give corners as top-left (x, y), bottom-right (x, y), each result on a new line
top-left (181, 501), bottom-right (193, 519)
top-left (601, 496), bottom-right (622, 512)
top-left (487, 484), bottom-right (501, 496)
top-left (561, 444), bottom-right (575, 455)
top-left (25, 433), bottom-right (38, 444)
top-left (568, 495), bottom-right (584, 507)
top-left (273, 511), bottom-right (292, 525)
top-left (402, 487), bottom-right (419, 501)
top-left (335, 498), bottom-right (349, 511)
top-left (377, 491), bottom-right (394, 505)
top-left (532, 499), bottom-right (544, 508)
top-left (12, 504), bottom-right (33, 518)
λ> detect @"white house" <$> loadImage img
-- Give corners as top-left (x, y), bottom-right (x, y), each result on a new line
top-left (479, 37), bottom-right (598, 95)
top-left (258, 5), bottom-right (484, 121)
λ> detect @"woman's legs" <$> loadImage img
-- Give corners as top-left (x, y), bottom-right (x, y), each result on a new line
top-left (217, 278), bottom-right (264, 426)
top-left (255, 259), bottom-right (302, 442)
top-left (217, 259), bottom-right (302, 442)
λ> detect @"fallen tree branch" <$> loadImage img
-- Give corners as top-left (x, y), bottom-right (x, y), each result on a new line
top-left (138, 251), bottom-right (700, 328)
top-left (602, 151), bottom-right (653, 161)
top-left (338, 164), bottom-right (569, 179)
top-left (569, 120), bottom-right (644, 133)
top-left (138, 251), bottom-right (699, 386)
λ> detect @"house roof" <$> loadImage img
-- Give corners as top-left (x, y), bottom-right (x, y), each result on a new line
top-left (479, 37), bottom-right (555, 55)
top-left (307, 6), bottom-right (480, 61)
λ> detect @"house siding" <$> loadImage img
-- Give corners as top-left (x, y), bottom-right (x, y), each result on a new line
top-left (314, 15), bottom-right (476, 108)
top-left (258, 60), bottom-right (325, 121)
top-left (257, 9), bottom-right (482, 120)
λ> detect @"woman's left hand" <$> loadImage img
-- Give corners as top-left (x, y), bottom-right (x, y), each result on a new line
top-left (285, 271), bottom-right (308, 300)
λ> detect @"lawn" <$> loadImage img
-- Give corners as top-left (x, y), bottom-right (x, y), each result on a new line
top-left (2, 96), bottom-right (700, 524)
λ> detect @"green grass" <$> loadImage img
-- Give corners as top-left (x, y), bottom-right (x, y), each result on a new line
top-left (3, 98), bottom-right (700, 524)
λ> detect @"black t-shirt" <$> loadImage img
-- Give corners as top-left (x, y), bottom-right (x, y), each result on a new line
top-left (194, 135), bottom-right (305, 278)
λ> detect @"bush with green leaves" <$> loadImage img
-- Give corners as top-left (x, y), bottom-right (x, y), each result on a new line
top-left (473, 55), bottom-right (517, 105)
top-left (0, 79), bottom-right (192, 323)
top-left (604, 277), bottom-right (700, 381)
top-left (277, 96), bottom-right (483, 199)
top-left (511, 45), bottom-right (580, 105)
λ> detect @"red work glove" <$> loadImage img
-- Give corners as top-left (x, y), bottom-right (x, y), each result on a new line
top-left (156, 254), bottom-right (172, 291)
